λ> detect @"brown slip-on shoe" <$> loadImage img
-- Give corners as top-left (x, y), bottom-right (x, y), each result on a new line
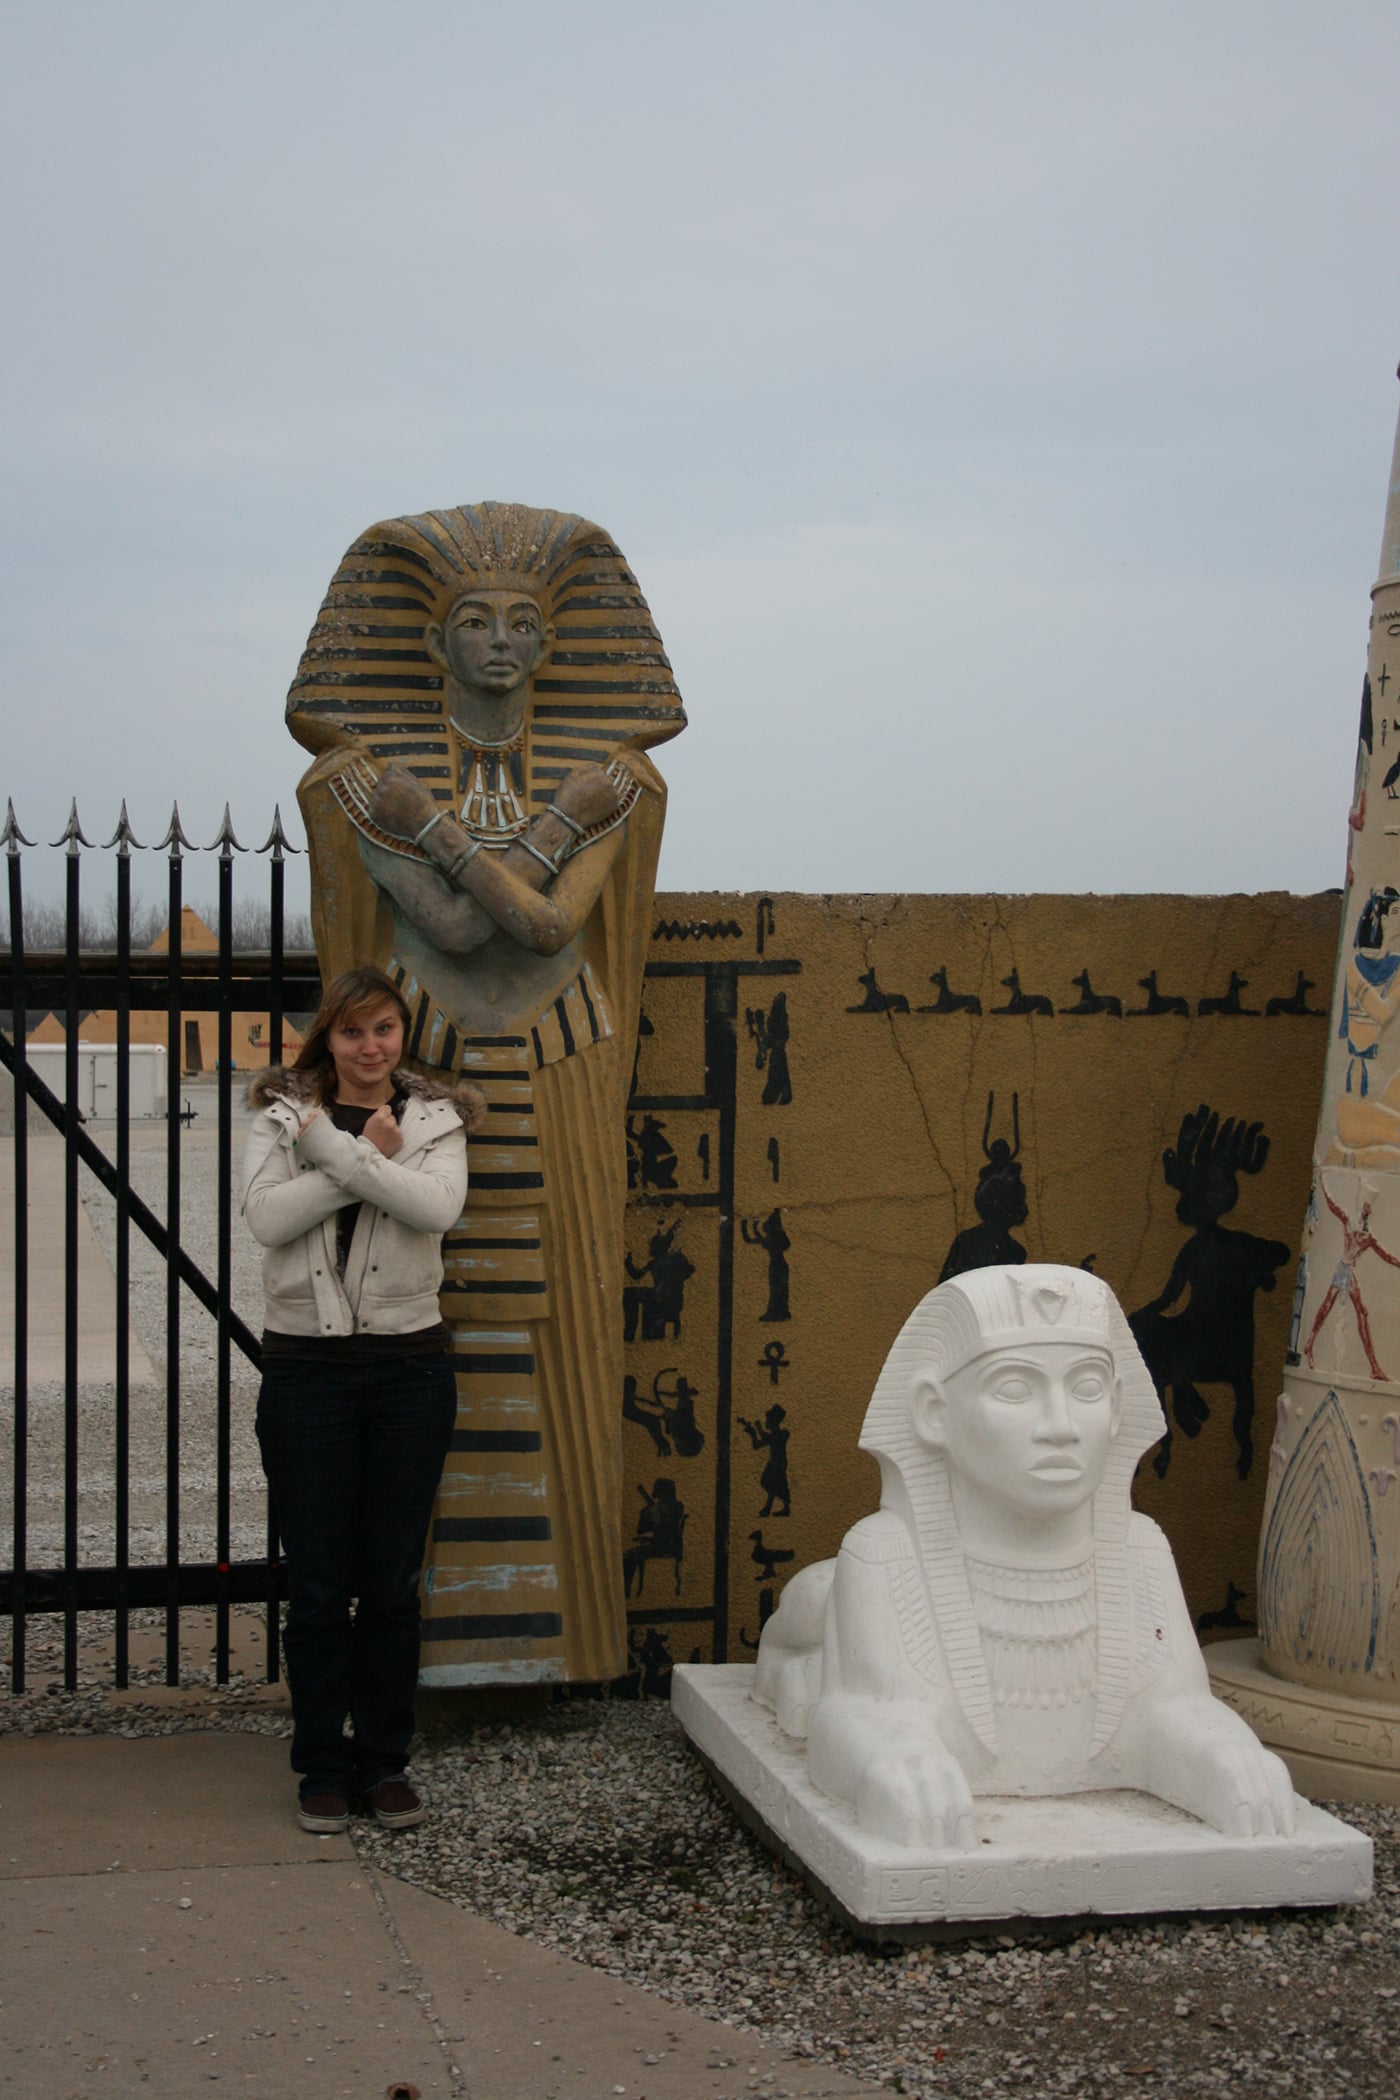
top-left (363, 1777), bottom-right (426, 1829)
top-left (297, 1788), bottom-right (352, 1834)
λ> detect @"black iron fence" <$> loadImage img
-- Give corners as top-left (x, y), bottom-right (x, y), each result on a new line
top-left (1, 800), bottom-right (322, 1693)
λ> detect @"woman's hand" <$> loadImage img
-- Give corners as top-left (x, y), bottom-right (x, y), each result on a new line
top-left (298, 1108), bottom-right (321, 1136)
top-left (364, 1105), bottom-right (403, 1158)
top-left (368, 764), bottom-right (440, 844)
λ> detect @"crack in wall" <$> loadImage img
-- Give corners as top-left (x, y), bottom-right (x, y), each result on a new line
top-left (851, 907), bottom-right (957, 1207)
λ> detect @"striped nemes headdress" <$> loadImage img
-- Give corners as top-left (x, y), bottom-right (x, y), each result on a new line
top-left (286, 502), bottom-right (686, 808)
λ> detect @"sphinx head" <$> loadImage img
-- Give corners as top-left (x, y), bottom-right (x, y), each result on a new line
top-left (861, 1265), bottom-right (1164, 1558)
top-left (912, 1321), bottom-right (1120, 1527)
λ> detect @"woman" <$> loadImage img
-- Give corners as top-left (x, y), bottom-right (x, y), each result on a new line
top-left (242, 964), bottom-right (483, 1832)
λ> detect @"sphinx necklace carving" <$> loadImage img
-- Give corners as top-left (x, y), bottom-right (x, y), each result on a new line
top-left (964, 1554), bottom-right (1098, 1709)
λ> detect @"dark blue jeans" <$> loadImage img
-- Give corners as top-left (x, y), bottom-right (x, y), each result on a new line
top-left (256, 1352), bottom-right (456, 1797)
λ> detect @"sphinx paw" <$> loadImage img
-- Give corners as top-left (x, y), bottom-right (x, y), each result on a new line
top-left (1192, 1736), bottom-right (1298, 1839)
top-left (856, 1748), bottom-right (976, 1852)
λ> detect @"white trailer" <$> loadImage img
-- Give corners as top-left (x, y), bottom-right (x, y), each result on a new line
top-left (22, 1043), bottom-right (169, 1122)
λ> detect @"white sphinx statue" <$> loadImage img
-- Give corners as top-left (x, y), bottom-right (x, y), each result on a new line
top-left (752, 1264), bottom-right (1296, 1849)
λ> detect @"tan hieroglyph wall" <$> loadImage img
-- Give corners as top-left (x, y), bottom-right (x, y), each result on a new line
top-left (616, 889), bottom-right (1340, 1690)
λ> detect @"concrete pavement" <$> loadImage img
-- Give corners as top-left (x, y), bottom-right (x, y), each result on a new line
top-left (0, 1729), bottom-right (885, 2100)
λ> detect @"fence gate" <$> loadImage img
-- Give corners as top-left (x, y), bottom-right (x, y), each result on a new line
top-left (1, 800), bottom-right (320, 1692)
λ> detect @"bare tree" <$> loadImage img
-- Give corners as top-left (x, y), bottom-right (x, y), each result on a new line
top-left (101, 891), bottom-right (168, 950)
top-left (189, 899), bottom-right (314, 951)
top-left (0, 897), bottom-right (107, 948)
top-left (2, 893), bottom-right (310, 953)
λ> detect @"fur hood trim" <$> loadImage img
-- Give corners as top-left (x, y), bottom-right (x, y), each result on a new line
top-left (246, 1064), bottom-right (487, 1132)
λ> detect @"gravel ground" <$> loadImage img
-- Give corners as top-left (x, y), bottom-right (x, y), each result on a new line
top-left (3, 1615), bottom-right (1394, 2100)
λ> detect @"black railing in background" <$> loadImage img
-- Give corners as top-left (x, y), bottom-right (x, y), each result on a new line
top-left (60, 803), bottom-right (88, 1690)
top-left (1, 799), bottom-right (320, 1693)
top-left (114, 807), bottom-right (133, 1687)
top-left (215, 807), bottom-right (238, 1684)
top-left (265, 835), bottom-right (286, 1683)
top-left (6, 807), bottom-right (29, 1695)
top-left (162, 804), bottom-right (187, 1685)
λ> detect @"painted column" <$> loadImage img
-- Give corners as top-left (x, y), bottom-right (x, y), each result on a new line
top-left (1209, 377), bottom-right (1400, 1802)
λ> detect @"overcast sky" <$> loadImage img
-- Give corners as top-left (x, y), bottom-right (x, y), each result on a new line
top-left (3, 1), bottom-right (1397, 914)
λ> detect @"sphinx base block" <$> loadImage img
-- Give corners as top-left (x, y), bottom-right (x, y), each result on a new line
top-left (672, 1664), bottom-right (1372, 1934)
top-left (1206, 1638), bottom-right (1400, 1807)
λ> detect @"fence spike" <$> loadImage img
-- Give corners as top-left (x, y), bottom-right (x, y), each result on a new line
top-left (208, 803), bottom-right (247, 859)
top-left (156, 802), bottom-right (197, 858)
top-left (104, 800), bottom-right (146, 856)
top-left (52, 798), bottom-right (95, 855)
top-left (255, 803), bottom-right (302, 861)
top-left (2, 798), bottom-right (36, 855)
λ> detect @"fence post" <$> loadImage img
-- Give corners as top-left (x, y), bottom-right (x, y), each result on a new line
top-left (256, 805), bottom-right (298, 1684)
top-left (107, 801), bottom-right (143, 1687)
top-left (55, 801), bottom-right (94, 1689)
top-left (211, 805), bottom-right (245, 1684)
top-left (157, 804), bottom-right (194, 1684)
top-left (4, 799), bottom-right (35, 1691)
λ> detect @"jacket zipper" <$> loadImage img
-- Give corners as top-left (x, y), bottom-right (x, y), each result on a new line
top-left (346, 1203), bottom-right (381, 1334)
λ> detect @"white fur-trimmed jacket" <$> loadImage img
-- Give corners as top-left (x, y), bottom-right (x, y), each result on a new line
top-left (241, 1066), bottom-right (478, 1340)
